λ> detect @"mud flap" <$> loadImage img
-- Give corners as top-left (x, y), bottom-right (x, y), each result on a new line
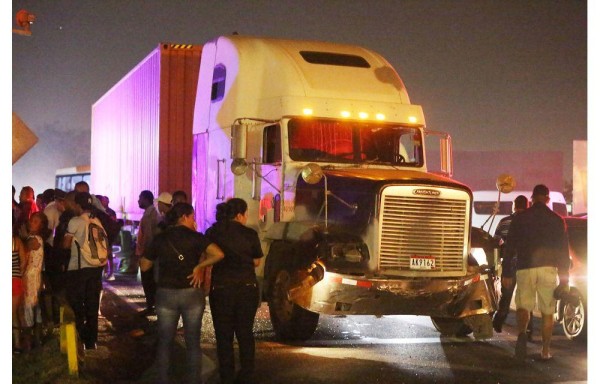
top-left (463, 314), bottom-right (493, 340)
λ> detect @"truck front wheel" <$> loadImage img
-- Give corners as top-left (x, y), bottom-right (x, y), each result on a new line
top-left (430, 317), bottom-right (472, 337)
top-left (268, 268), bottom-right (319, 341)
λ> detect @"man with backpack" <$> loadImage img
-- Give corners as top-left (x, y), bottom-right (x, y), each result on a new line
top-left (62, 192), bottom-right (109, 351)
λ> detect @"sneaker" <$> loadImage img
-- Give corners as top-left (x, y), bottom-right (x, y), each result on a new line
top-left (492, 314), bottom-right (503, 333)
top-left (515, 332), bottom-right (528, 361)
top-left (84, 342), bottom-right (97, 351)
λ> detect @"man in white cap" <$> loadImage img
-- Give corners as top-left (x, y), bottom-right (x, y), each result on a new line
top-left (156, 192), bottom-right (173, 217)
top-left (156, 192), bottom-right (173, 233)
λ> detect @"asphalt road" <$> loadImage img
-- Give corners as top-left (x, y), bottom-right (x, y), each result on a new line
top-left (102, 273), bottom-right (588, 384)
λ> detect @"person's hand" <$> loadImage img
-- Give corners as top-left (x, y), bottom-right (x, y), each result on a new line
top-left (187, 265), bottom-right (204, 288)
top-left (501, 277), bottom-right (513, 289)
top-left (553, 283), bottom-right (570, 300)
top-left (27, 237), bottom-right (41, 251)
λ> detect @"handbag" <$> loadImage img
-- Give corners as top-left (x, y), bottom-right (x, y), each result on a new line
top-left (166, 238), bottom-right (212, 293)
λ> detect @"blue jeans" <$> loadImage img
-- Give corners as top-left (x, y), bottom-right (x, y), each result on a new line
top-left (156, 287), bottom-right (206, 384)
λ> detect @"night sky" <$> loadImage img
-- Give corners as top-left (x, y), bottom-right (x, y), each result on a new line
top-left (11, 0), bottom-right (587, 195)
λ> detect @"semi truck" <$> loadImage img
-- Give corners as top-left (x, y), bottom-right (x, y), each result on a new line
top-left (92, 35), bottom-right (498, 340)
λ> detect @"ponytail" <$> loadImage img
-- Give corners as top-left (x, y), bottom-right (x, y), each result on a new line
top-left (214, 198), bottom-right (248, 224)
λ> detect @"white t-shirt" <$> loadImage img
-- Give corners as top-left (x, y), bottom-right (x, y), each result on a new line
top-left (66, 212), bottom-right (98, 270)
top-left (44, 201), bottom-right (61, 246)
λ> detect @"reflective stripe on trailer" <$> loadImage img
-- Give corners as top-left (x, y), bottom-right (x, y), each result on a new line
top-left (328, 276), bottom-right (373, 288)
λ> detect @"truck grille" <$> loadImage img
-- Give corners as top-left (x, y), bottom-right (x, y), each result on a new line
top-left (379, 191), bottom-right (468, 274)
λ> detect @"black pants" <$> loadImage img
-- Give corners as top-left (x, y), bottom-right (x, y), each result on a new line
top-left (64, 267), bottom-right (103, 347)
top-left (141, 266), bottom-right (156, 309)
top-left (209, 282), bottom-right (259, 384)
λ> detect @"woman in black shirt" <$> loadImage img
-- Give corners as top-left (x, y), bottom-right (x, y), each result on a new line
top-left (206, 198), bottom-right (263, 384)
top-left (141, 203), bottom-right (223, 384)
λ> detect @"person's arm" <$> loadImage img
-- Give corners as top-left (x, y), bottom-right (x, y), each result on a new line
top-left (62, 216), bottom-right (77, 250)
top-left (557, 220), bottom-right (570, 285)
top-left (187, 243), bottom-right (224, 287)
top-left (141, 236), bottom-right (159, 272)
top-left (15, 236), bottom-right (28, 273)
top-left (501, 220), bottom-right (518, 288)
top-left (140, 257), bottom-right (153, 272)
top-left (251, 231), bottom-right (264, 267)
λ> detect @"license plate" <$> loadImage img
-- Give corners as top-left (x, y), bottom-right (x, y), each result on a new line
top-left (410, 256), bottom-right (436, 270)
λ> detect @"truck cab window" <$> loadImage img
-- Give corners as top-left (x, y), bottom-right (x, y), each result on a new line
top-left (263, 124), bottom-right (281, 163)
top-left (211, 65), bottom-right (226, 102)
top-left (287, 118), bottom-right (423, 167)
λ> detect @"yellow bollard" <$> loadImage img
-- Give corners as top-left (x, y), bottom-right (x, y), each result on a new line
top-left (59, 305), bottom-right (79, 376)
top-left (65, 322), bottom-right (79, 377)
top-left (60, 306), bottom-right (66, 353)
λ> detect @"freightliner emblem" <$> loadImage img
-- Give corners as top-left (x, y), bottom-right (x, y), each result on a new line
top-left (413, 189), bottom-right (440, 196)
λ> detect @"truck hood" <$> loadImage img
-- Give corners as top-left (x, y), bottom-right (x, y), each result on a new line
top-left (322, 168), bottom-right (471, 192)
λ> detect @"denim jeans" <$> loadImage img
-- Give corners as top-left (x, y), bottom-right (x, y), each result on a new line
top-left (156, 287), bottom-right (206, 384)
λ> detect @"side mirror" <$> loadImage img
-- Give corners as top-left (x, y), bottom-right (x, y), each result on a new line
top-left (231, 124), bottom-right (249, 176)
top-left (440, 135), bottom-right (453, 177)
top-left (496, 174), bottom-right (515, 194)
top-left (231, 123), bottom-right (248, 160)
top-left (301, 163), bottom-right (324, 184)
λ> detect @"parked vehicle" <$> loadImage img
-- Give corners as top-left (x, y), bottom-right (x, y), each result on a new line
top-left (92, 35), bottom-right (498, 340)
top-left (555, 217), bottom-right (587, 341)
top-left (472, 189), bottom-right (567, 235)
top-left (55, 165), bottom-right (91, 192)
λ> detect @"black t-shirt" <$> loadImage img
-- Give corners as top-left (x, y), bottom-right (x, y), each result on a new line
top-left (206, 221), bottom-right (263, 285)
top-left (146, 225), bottom-right (212, 289)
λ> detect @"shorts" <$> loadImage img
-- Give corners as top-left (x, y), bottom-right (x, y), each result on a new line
top-left (12, 277), bottom-right (23, 297)
top-left (515, 266), bottom-right (558, 315)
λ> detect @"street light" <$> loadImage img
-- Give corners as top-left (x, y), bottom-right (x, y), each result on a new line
top-left (13, 9), bottom-right (36, 36)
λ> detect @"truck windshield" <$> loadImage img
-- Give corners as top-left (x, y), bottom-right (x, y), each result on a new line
top-left (288, 118), bottom-right (423, 166)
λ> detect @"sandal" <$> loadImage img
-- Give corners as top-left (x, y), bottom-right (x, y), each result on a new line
top-left (540, 351), bottom-right (553, 361)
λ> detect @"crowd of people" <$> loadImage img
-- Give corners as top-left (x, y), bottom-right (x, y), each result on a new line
top-left (12, 180), bottom-right (570, 379)
top-left (12, 183), bottom-right (263, 384)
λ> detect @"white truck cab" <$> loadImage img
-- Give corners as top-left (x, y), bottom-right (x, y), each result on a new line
top-left (192, 35), bottom-right (496, 340)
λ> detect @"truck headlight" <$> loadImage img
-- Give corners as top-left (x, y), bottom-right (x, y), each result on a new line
top-left (330, 242), bottom-right (369, 263)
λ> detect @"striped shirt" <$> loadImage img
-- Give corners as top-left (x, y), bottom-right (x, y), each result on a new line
top-left (12, 237), bottom-right (21, 278)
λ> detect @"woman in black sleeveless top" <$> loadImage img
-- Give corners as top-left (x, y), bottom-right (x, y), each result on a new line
top-left (206, 198), bottom-right (263, 384)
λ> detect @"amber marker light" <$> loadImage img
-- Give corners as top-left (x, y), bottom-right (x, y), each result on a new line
top-left (303, 108), bottom-right (313, 116)
top-left (375, 113), bottom-right (385, 120)
top-left (358, 112), bottom-right (369, 119)
top-left (340, 111), bottom-right (351, 118)
top-left (408, 116), bottom-right (418, 123)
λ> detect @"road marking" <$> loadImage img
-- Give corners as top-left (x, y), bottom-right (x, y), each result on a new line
top-left (102, 283), bottom-right (143, 312)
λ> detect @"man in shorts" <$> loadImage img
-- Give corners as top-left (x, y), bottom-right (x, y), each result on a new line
top-left (502, 184), bottom-right (570, 361)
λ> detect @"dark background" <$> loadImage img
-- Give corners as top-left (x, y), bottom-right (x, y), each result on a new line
top-left (11, 1), bottom-right (587, 195)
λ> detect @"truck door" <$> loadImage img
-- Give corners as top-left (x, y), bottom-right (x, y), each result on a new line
top-left (258, 124), bottom-right (283, 226)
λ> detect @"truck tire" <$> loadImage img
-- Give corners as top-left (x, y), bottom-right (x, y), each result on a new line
top-left (430, 317), bottom-right (472, 337)
top-left (268, 267), bottom-right (319, 341)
